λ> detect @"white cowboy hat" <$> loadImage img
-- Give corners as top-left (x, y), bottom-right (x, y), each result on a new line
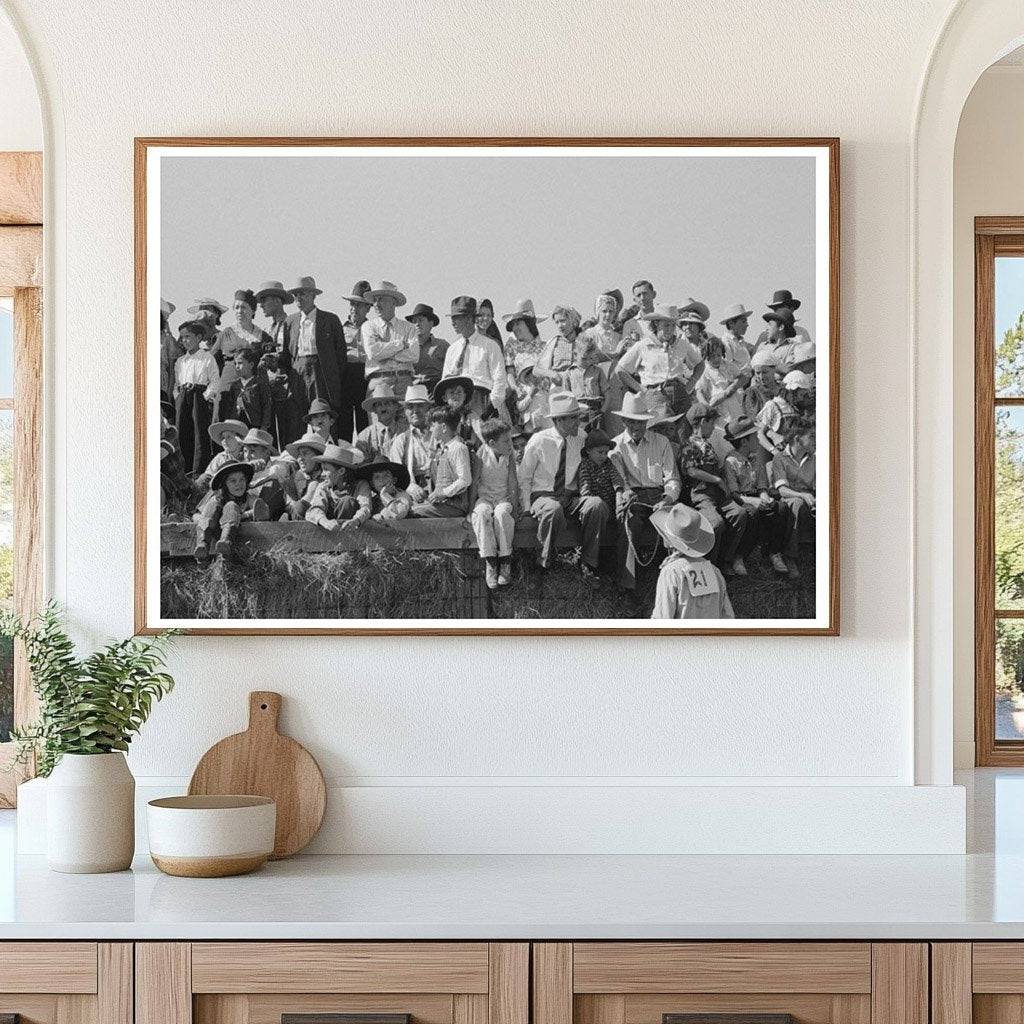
top-left (750, 348), bottom-right (779, 370)
top-left (288, 276), bottom-right (323, 296)
top-left (368, 280), bottom-right (407, 306)
top-left (402, 383), bottom-right (433, 405)
top-left (547, 391), bottom-right (582, 418)
top-left (617, 392), bottom-right (656, 421)
top-left (640, 304), bottom-right (680, 324)
top-left (208, 419), bottom-right (248, 445)
top-left (362, 381), bottom-right (401, 412)
top-left (791, 340), bottom-right (816, 364)
top-left (719, 302), bottom-right (754, 325)
top-left (285, 432), bottom-right (328, 459)
top-left (782, 370), bottom-right (815, 391)
top-left (186, 297), bottom-right (227, 315)
top-left (650, 504), bottom-right (716, 558)
top-left (502, 298), bottom-right (548, 325)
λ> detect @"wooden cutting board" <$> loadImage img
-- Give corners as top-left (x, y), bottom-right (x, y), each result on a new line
top-left (188, 691), bottom-right (326, 859)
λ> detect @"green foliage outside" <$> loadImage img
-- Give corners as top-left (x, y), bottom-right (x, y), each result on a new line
top-left (0, 603), bottom-right (178, 776)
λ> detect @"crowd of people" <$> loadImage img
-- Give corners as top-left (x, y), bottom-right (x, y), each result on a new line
top-left (158, 277), bottom-right (818, 620)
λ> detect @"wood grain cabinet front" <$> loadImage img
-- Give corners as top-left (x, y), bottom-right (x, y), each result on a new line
top-left (931, 943), bottom-right (1024, 1024)
top-left (136, 943), bottom-right (529, 1024)
top-left (0, 943), bottom-right (132, 1024)
top-left (533, 944), bottom-right (929, 1024)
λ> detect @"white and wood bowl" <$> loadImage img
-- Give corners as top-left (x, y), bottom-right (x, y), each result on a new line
top-left (147, 795), bottom-right (276, 877)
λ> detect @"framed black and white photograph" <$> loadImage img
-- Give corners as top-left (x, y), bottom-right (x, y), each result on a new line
top-left (135, 137), bottom-right (839, 636)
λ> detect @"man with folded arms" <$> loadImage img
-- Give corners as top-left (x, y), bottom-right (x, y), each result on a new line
top-left (517, 392), bottom-right (610, 582)
top-left (361, 280), bottom-right (418, 401)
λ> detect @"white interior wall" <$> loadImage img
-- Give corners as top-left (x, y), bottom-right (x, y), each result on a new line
top-left (0, 0), bottom-right (983, 852)
top-left (952, 63), bottom-right (1024, 768)
top-left (0, 9), bottom-right (40, 151)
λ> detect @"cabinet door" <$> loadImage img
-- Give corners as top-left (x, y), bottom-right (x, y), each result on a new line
top-left (137, 943), bottom-right (528, 1024)
top-left (534, 943), bottom-right (927, 1024)
top-left (936, 943), bottom-right (1024, 1024)
top-left (0, 942), bottom-right (132, 1024)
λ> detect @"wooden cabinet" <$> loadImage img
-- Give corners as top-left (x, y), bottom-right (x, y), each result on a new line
top-left (931, 943), bottom-right (1024, 1024)
top-left (533, 943), bottom-right (928, 1024)
top-left (136, 943), bottom-right (528, 1024)
top-left (0, 942), bottom-right (132, 1024)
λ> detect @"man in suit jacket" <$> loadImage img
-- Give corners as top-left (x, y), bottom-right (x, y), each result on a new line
top-left (285, 276), bottom-right (351, 440)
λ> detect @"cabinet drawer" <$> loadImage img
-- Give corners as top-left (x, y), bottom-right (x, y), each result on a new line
top-left (0, 942), bottom-right (98, 993)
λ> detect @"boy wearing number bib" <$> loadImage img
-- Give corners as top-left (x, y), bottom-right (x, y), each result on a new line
top-left (649, 504), bottom-right (734, 620)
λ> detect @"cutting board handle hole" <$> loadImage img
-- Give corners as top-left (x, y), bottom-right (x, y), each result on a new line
top-left (260, 702), bottom-right (268, 710)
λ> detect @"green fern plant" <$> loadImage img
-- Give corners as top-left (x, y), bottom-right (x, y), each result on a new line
top-left (0, 603), bottom-right (178, 777)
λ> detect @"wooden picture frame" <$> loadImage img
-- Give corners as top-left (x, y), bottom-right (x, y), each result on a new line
top-left (975, 216), bottom-right (1024, 765)
top-left (135, 136), bottom-right (840, 636)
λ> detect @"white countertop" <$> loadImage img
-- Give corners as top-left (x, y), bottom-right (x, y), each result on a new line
top-left (1, 849), bottom-right (1023, 940)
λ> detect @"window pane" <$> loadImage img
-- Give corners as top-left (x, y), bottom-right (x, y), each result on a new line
top-left (0, 410), bottom-right (11, 742)
top-left (997, 619), bottom-right (1024, 740)
top-left (996, 256), bottom-right (1024, 396)
top-left (0, 303), bottom-right (12, 399)
top-left (997, 407), bottom-right (1024, 610)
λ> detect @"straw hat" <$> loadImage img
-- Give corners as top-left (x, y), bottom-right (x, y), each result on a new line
top-left (677, 309), bottom-right (706, 326)
top-left (402, 383), bottom-right (433, 405)
top-left (650, 504), bottom-right (716, 558)
top-left (502, 298), bottom-right (547, 325)
top-left (782, 370), bottom-right (815, 391)
top-left (285, 431), bottom-right (328, 459)
top-left (314, 442), bottom-right (365, 469)
top-left (210, 460), bottom-right (256, 492)
top-left (208, 419), bottom-right (248, 445)
top-left (720, 302), bottom-right (754, 325)
top-left (750, 348), bottom-right (779, 371)
top-left (640, 304), bottom-right (680, 324)
top-left (617, 392), bottom-right (656, 422)
top-left (241, 428), bottom-right (274, 449)
top-left (680, 298), bottom-right (711, 322)
top-left (368, 281), bottom-right (407, 306)
top-left (186, 297), bottom-right (227, 315)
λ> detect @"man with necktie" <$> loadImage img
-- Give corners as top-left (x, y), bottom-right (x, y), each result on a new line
top-left (254, 281), bottom-right (294, 371)
top-left (361, 280), bottom-right (418, 400)
top-left (517, 391), bottom-right (610, 581)
top-left (442, 296), bottom-right (508, 414)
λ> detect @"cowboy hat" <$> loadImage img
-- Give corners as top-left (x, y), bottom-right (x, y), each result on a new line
top-left (285, 431), bottom-right (328, 459)
top-left (584, 427), bottom-right (614, 451)
top-left (677, 309), bottom-right (706, 326)
top-left (617, 392), bottom-right (656, 421)
top-left (210, 459), bottom-right (256, 492)
top-left (767, 289), bottom-right (801, 310)
top-left (354, 458), bottom-right (412, 491)
top-left (650, 503), bottom-right (716, 558)
top-left (640, 304), bottom-right (680, 324)
top-left (368, 280), bottom-right (407, 306)
top-left (649, 409), bottom-right (686, 428)
top-left (782, 370), bottom-right (815, 391)
top-left (186, 297), bottom-right (227, 315)
top-left (448, 295), bottom-right (477, 319)
top-left (402, 383), bottom-right (433, 405)
top-left (750, 348), bottom-right (779, 370)
top-left (680, 298), bottom-right (711, 322)
top-left (253, 281), bottom-right (294, 303)
top-left (725, 416), bottom-right (758, 442)
top-left (762, 308), bottom-right (797, 337)
top-left (241, 428), bottom-right (274, 449)
top-left (362, 381), bottom-right (401, 412)
top-left (602, 289), bottom-right (624, 313)
top-left (432, 374), bottom-right (473, 404)
top-left (791, 340), bottom-right (816, 364)
top-left (314, 442), bottom-right (365, 470)
top-left (342, 279), bottom-right (374, 304)
top-left (502, 298), bottom-right (547, 325)
top-left (208, 419), bottom-right (249, 445)
top-left (719, 302), bottom-right (754, 325)
top-left (160, 297), bottom-right (175, 318)
top-left (303, 398), bottom-right (337, 422)
top-left (405, 302), bottom-right (440, 327)
top-left (547, 391), bottom-right (582, 419)
top-left (288, 276), bottom-right (323, 296)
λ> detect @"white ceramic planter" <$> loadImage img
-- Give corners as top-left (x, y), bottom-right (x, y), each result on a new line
top-left (46, 752), bottom-right (135, 873)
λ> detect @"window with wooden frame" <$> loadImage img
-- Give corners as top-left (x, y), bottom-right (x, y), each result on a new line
top-left (0, 151), bottom-right (43, 806)
top-left (976, 218), bottom-right (1024, 765)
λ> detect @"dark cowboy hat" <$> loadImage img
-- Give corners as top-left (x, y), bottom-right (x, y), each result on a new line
top-left (406, 302), bottom-right (440, 327)
top-left (210, 460), bottom-right (255, 492)
top-left (343, 279), bottom-right (374, 304)
top-left (584, 428), bottom-right (614, 451)
top-left (762, 308), bottom-right (797, 338)
top-left (767, 288), bottom-right (801, 310)
top-left (354, 458), bottom-right (411, 491)
top-left (304, 398), bottom-right (337, 422)
top-left (432, 374), bottom-right (473, 404)
top-left (447, 295), bottom-right (477, 318)
top-left (725, 415), bottom-right (758, 442)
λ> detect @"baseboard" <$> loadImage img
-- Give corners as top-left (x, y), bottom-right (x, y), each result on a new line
top-left (17, 778), bottom-right (967, 856)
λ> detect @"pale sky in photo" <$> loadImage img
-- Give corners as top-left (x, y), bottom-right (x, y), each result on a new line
top-left (159, 149), bottom-right (817, 340)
